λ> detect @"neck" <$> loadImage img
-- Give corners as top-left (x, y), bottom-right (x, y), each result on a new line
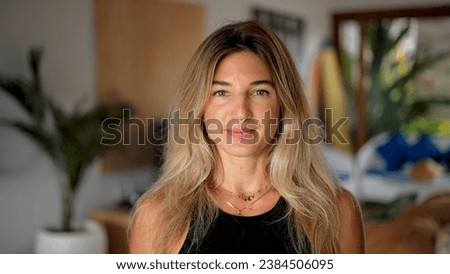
top-left (214, 150), bottom-right (271, 193)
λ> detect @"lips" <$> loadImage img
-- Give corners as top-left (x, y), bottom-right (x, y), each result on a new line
top-left (227, 127), bottom-right (255, 138)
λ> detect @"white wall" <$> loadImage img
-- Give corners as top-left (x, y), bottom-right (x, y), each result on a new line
top-left (1, 0), bottom-right (449, 253)
top-left (0, 0), bottom-right (96, 111)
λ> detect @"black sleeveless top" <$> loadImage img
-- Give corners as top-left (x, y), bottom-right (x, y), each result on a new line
top-left (179, 198), bottom-right (312, 254)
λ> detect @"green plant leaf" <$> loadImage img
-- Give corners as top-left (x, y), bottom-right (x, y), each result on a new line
top-left (0, 75), bottom-right (46, 123)
top-left (0, 119), bottom-right (57, 160)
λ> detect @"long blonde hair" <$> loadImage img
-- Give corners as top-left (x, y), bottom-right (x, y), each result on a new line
top-left (132, 20), bottom-right (341, 253)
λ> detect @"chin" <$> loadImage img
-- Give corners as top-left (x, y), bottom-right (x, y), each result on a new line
top-left (217, 142), bottom-right (271, 158)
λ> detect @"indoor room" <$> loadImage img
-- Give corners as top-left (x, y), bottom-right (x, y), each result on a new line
top-left (1, 0), bottom-right (449, 255)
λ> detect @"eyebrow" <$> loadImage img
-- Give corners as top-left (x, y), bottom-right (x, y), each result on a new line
top-left (212, 80), bottom-right (274, 86)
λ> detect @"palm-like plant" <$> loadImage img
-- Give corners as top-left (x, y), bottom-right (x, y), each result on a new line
top-left (341, 20), bottom-right (450, 142)
top-left (0, 48), bottom-right (130, 232)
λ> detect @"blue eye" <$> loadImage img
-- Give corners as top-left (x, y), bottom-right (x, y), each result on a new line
top-left (254, 89), bottom-right (269, 96)
top-left (212, 90), bottom-right (227, 96)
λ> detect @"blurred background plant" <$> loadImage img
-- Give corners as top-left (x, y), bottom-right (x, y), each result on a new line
top-left (0, 48), bottom-right (130, 232)
top-left (340, 19), bottom-right (450, 142)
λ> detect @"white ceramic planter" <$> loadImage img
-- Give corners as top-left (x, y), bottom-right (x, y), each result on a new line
top-left (34, 220), bottom-right (108, 254)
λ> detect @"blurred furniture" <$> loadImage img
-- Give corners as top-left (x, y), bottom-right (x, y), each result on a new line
top-left (89, 206), bottom-right (131, 254)
top-left (365, 191), bottom-right (450, 253)
top-left (321, 144), bottom-right (357, 195)
top-left (353, 132), bottom-right (450, 204)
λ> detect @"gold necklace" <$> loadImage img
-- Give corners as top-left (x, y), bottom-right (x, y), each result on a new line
top-left (215, 185), bottom-right (272, 215)
top-left (218, 183), bottom-right (271, 202)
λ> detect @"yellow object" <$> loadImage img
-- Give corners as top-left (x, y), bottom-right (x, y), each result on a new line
top-left (319, 48), bottom-right (353, 152)
top-left (308, 54), bottom-right (321, 118)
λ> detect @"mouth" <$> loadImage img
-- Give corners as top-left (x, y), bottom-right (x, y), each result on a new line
top-left (227, 127), bottom-right (255, 138)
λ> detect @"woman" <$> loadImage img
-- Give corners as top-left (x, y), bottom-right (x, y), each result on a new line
top-left (129, 20), bottom-right (365, 254)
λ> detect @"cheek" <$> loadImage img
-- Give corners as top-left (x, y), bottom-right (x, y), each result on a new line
top-left (203, 99), bottom-right (230, 122)
top-left (202, 101), bottom-right (216, 121)
top-left (263, 103), bottom-right (281, 137)
top-left (258, 102), bottom-right (280, 120)
top-left (203, 106), bottom-right (221, 124)
top-left (203, 104), bottom-right (224, 138)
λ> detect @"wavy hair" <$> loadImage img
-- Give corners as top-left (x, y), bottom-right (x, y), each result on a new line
top-left (131, 20), bottom-right (341, 253)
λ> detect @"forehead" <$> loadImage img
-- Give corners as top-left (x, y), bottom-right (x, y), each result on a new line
top-left (213, 51), bottom-right (272, 81)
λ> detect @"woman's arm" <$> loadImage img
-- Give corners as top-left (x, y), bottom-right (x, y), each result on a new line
top-left (337, 189), bottom-right (366, 253)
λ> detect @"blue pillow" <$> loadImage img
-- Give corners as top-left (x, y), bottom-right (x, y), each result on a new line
top-left (405, 134), bottom-right (441, 163)
top-left (376, 132), bottom-right (410, 171)
top-left (434, 148), bottom-right (450, 169)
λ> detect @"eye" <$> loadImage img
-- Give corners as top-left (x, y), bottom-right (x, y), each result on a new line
top-left (212, 90), bottom-right (228, 97)
top-left (253, 89), bottom-right (270, 96)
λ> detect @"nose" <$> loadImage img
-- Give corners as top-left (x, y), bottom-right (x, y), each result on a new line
top-left (233, 94), bottom-right (253, 119)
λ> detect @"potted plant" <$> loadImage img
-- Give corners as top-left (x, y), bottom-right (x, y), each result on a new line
top-left (0, 48), bottom-right (130, 253)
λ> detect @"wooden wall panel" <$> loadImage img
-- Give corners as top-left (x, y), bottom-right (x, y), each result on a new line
top-left (95, 0), bottom-right (205, 172)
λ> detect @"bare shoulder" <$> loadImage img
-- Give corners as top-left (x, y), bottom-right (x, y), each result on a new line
top-left (129, 193), bottom-right (189, 253)
top-left (337, 188), bottom-right (366, 253)
top-left (337, 188), bottom-right (361, 217)
top-left (129, 194), bottom-right (164, 253)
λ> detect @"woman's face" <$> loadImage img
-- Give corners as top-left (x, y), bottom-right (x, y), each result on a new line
top-left (203, 51), bottom-right (280, 158)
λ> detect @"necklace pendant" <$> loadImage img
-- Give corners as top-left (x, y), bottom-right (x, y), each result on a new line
top-left (241, 192), bottom-right (254, 202)
top-left (214, 185), bottom-right (272, 216)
